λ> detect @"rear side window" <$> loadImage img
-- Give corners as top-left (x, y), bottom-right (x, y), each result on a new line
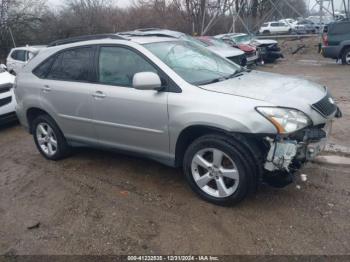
top-left (330, 22), bottom-right (350, 34)
top-left (262, 23), bottom-right (268, 27)
top-left (46, 47), bottom-right (94, 82)
top-left (33, 56), bottom-right (56, 78)
top-left (271, 23), bottom-right (279, 27)
top-left (10, 50), bottom-right (27, 61)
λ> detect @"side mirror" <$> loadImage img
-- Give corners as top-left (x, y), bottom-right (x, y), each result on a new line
top-left (133, 72), bottom-right (162, 91)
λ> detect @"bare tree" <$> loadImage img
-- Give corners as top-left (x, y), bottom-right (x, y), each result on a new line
top-left (0, 0), bottom-right (307, 60)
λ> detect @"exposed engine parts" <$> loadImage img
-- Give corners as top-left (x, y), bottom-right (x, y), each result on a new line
top-left (264, 138), bottom-right (298, 172)
top-left (263, 124), bottom-right (331, 173)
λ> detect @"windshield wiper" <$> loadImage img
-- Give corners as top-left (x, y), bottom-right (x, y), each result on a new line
top-left (225, 71), bottom-right (243, 79)
top-left (225, 67), bottom-right (252, 79)
top-left (197, 77), bottom-right (227, 85)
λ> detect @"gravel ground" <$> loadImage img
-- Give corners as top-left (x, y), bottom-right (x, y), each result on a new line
top-left (0, 48), bottom-right (350, 255)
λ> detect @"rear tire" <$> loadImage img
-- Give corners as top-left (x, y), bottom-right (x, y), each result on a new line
top-left (341, 47), bottom-right (350, 65)
top-left (183, 134), bottom-right (257, 206)
top-left (32, 114), bottom-right (71, 160)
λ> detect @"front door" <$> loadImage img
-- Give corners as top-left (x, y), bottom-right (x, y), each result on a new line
top-left (92, 46), bottom-right (169, 159)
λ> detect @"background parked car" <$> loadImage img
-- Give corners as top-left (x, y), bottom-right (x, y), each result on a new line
top-left (6, 45), bottom-right (46, 75)
top-left (215, 33), bottom-right (283, 63)
top-left (291, 19), bottom-right (317, 34)
top-left (279, 18), bottom-right (296, 27)
top-left (258, 21), bottom-right (291, 35)
top-left (322, 21), bottom-right (350, 65)
top-left (119, 29), bottom-right (247, 66)
top-left (197, 36), bottom-right (258, 66)
top-left (0, 64), bottom-right (16, 124)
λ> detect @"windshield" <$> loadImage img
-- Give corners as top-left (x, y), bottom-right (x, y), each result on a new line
top-left (181, 35), bottom-right (209, 47)
top-left (144, 41), bottom-right (240, 85)
top-left (232, 35), bottom-right (251, 43)
top-left (209, 38), bottom-right (231, 48)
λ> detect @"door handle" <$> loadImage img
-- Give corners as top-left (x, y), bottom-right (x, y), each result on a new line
top-left (42, 85), bottom-right (51, 93)
top-left (92, 91), bottom-right (106, 99)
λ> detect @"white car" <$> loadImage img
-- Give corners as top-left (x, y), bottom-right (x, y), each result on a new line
top-left (279, 18), bottom-right (296, 27)
top-left (259, 21), bottom-right (291, 35)
top-left (0, 65), bottom-right (16, 124)
top-left (6, 45), bottom-right (46, 75)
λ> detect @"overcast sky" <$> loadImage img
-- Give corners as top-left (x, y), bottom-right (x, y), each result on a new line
top-left (47, 0), bottom-right (346, 12)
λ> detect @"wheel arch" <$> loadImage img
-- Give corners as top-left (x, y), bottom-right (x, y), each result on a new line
top-left (26, 107), bottom-right (52, 134)
top-left (174, 125), bottom-right (266, 169)
top-left (340, 44), bottom-right (350, 58)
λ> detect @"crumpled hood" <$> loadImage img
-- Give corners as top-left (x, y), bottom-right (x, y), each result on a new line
top-left (251, 39), bottom-right (278, 46)
top-left (238, 44), bottom-right (256, 52)
top-left (207, 46), bottom-right (244, 58)
top-left (200, 71), bottom-right (326, 108)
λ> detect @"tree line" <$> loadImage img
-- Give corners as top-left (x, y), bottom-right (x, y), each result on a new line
top-left (0, 0), bottom-right (306, 59)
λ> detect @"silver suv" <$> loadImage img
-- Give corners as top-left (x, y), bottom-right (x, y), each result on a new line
top-left (15, 34), bottom-right (341, 205)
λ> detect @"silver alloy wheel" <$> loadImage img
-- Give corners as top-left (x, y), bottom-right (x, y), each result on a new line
top-left (346, 51), bottom-right (350, 64)
top-left (36, 123), bottom-right (58, 157)
top-left (191, 148), bottom-right (239, 198)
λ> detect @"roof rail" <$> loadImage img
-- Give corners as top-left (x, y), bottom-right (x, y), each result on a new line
top-left (48, 34), bottom-right (125, 47)
top-left (135, 28), bottom-right (163, 32)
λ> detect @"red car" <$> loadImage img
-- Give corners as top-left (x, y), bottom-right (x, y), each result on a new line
top-left (197, 36), bottom-right (259, 65)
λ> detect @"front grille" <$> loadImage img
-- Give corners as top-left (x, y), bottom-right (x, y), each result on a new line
top-left (0, 96), bottom-right (12, 107)
top-left (0, 83), bottom-right (12, 94)
top-left (257, 47), bottom-right (267, 54)
top-left (246, 51), bottom-right (256, 58)
top-left (312, 92), bottom-right (337, 117)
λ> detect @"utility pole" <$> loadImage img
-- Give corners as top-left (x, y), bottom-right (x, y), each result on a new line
top-left (319, 0), bottom-right (324, 26)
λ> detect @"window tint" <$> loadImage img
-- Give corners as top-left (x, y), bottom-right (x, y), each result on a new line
top-left (33, 56), bottom-right (56, 78)
top-left (98, 46), bottom-right (157, 87)
top-left (11, 50), bottom-right (27, 61)
top-left (46, 47), bottom-right (93, 82)
top-left (330, 22), bottom-right (350, 34)
top-left (271, 23), bottom-right (279, 27)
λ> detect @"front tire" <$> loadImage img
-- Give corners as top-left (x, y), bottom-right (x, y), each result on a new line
top-left (341, 47), bottom-right (350, 65)
top-left (32, 114), bottom-right (71, 160)
top-left (183, 134), bottom-right (256, 206)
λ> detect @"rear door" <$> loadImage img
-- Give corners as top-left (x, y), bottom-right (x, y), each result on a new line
top-left (38, 46), bottom-right (97, 143)
top-left (270, 22), bottom-right (280, 33)
top-left (91, 45), bottom-right (169, 159)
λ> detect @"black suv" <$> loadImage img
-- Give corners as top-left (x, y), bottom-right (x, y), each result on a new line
top-left (322, 21), bottom-right (350, 64)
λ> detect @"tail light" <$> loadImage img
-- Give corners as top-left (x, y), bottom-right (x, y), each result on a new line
top-left (322, 33), bottom-right (328, 46)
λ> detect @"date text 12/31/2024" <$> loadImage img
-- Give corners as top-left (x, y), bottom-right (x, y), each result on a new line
top-left (127, 256), bottom-right (219, 261)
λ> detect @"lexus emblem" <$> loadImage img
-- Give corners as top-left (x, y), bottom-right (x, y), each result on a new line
top-left (328, 97), bottom-right (335, 104)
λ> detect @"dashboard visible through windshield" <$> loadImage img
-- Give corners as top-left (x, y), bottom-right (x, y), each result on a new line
top-left (144, 41), bottom-right (241, 85)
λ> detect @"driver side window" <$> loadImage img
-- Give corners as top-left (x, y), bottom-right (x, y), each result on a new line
top-left (98, 46), bottom-right (158, 87)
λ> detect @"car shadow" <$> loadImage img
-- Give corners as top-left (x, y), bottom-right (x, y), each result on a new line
top-left (0, 120), bottom-right (19, 131)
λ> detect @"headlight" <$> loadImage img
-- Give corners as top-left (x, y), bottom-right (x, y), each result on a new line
top-left (256, 107), bottom-right (312, 134)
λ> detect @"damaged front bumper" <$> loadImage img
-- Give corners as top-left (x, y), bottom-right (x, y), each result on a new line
top-left (261, 122), bottom-right (333, 188)
top-left (264, 121), bottom-right (332, 173)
